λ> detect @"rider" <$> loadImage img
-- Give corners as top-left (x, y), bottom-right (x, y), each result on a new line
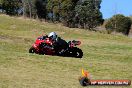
top-left (48, 32), bottom-right (68, 54)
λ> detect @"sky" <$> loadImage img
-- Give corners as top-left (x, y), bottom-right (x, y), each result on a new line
top-left (100, 0), bottom-right (132, 19)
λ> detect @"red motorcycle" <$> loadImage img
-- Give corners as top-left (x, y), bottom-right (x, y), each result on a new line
top-left (29, 36), bottom-right (83, 58)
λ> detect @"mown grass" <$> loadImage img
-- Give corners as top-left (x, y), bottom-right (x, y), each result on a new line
top-left (0, 14), bottom-right (132, 88)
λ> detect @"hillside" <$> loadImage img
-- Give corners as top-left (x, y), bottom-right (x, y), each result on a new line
top-left (0, 15), bottom-right (132, 88)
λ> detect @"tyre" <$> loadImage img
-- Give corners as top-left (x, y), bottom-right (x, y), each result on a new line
top-left (79, 77), bottom-right (91, 86)
top-left (29, 47), bottom-right (35, 53)
top-left (72, 47), bottom-right (83, 58)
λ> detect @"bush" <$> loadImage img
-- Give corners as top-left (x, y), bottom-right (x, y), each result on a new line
top-left (105, 14), bottom-right (132, 35)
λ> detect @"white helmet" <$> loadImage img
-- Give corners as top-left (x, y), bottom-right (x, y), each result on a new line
top-left (48, 32), bottom-right (57, 40)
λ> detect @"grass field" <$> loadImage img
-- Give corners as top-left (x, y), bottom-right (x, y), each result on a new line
top-left (0, 14), bottom-right (132, 88)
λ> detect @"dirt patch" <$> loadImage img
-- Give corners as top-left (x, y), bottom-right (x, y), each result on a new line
top-left (0, 35), bottom-right (8, 39)
top-left (10, 25), bottom-right (17, 29)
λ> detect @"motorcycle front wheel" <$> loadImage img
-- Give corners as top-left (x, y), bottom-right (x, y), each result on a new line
top-left (29, 47), bottom-right (35, 53)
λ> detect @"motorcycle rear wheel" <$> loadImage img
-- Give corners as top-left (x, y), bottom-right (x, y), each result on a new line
top-left (79, 77), bottom-right (91, 86)
top-left (72, 47), bottom-right (83, 58)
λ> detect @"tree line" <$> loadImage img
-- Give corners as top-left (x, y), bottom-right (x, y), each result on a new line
top-left (0, 0), bottom-right (104, 30)
top-left (0, 0), bottom-right (131, 35)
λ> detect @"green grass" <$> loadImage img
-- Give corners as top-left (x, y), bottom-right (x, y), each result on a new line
top-left (0, 14), bottom-right (132, 88)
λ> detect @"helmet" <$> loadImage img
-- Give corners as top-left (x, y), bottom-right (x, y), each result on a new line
top-left (48, 32), bottom-right (57, 41)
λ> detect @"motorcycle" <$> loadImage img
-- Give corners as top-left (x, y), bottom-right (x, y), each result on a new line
top-left (29, 36), bottom-right (83, 58)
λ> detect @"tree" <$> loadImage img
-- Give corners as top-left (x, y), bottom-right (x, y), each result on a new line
top-left (60, 0), bottom-right (79, 26)
top-left (74, 0), bottom-right (103, 29)
top-left (0, 0), bottom-right (2, 7)
top-left (46, 0), bottom-right (65, 22)
top-left (21, 0), bottom-right (37, 18)
top-left (129, 16), bottom-right (132, 23)
top-left (0, 0), bottom-right (2, 12)
top-left (35, 0), bottom-right (47, 20)
top-left (46, 0), bottom-right (78, 22)
top-left (21, 0), bottom-right (26, 17)
top-left (105, 14), bottom-right (132, 35)
top-left (2, 0), bottom-right (22, 15)
top-left (26, 0), bottom-right (37, 18)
